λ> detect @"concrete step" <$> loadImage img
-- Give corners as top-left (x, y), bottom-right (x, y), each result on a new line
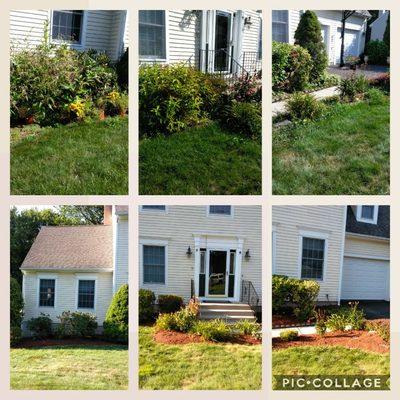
top-left (200, 314), bottom-right (256, 323)
top-left (199, 302), bottom-right (252, 311)
top-left (199, 302), bottom-right (255, 322)
top-left (200, 308), bottom-right (254, 316)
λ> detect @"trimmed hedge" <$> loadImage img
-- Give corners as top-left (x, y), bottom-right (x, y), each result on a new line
top-left (365, 40), bottom-right (389, 65)
top-left (56, 311), bottom-right (98, 338)
top-left (10, 278), bottom-right (24, 345)
top-left (139, 289), bottom-right (155, 323)
top-left (26, 314), bottom-right (52, 339)
top-left (272, 275), bottom-right (320, 321)
top-left (158, 294), bottom-right (184, 314)
top-left (103, 284), bottom-right (129, 343)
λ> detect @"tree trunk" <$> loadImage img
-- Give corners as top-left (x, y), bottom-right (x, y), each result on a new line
top-left (340, 15), bottom-right (346, 67)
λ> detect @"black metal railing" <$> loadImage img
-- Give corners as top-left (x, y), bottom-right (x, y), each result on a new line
top-left (240, 280), bottom-right (260, 312)
top-left (190, 279), bottom-right (195, 299)
top-left (242, 51), bottom-right (262, 75)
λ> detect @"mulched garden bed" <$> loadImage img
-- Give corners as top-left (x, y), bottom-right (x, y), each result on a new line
top-left (15, 337), bottom-right (119, 348)
top-left (273, 314), bottom-right (314, 329)
top-left (273, 330), bottom-right (389, 354)
top-left (154, 330), bottom-right (261, 346)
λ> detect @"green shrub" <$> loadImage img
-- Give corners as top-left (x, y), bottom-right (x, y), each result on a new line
top-left (10, 44), bottom-right (118, 126)
top-left (26, 314), bottom-right (52, 339)
top-left (314, 308), bottom-right (327, 336)
top-left (115, 48), bottom-right (128, 90)
top-left (139, 289), bottom-right (155, 323)
top-left (294, 10), bottom-right (328, 82)
top-left (222, 102), bottom-right (261, 139)
top-left (158, 294), bottom-right (184, 314)
top-left (98, 90), bottom-right (128, 116)
top-left (279, 330), bottom-right (298, 342)
top-left (366, 320), bottom-right (390, 343)
top-left (365, 40), bottom-right (389, 65)
top-left (326, 313), bottom-right (348, 332)
top-left (154, 302), bottom-right (198, 333)
top-left (286, 93), bottom-right (325, 122)
top-left (192, 319), bottom-right (232, 342)
top-left (272, 41), bottom-right (312, 92)
top-left (230, 73), bottom-right (261, 103)
top-left (10, 278), bottom-right (24, 345)
top-left (56, 311), bottom-right (97, 338)
top-left (198, 73), bottom-right (229, 118)
top-left (344, 301), bottom-right (366, 330)
top-left (155, 313), bottom-right (178, 331)
top-left (339, 75), bottom-right (369, 102)
top-left (232, 320), bottom-right (261, 336)
top-left (365, 88), bottom-right (387, 105)
top-left (103, 284), bottom-right (128, 343)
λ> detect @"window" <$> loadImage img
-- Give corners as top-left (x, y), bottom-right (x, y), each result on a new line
top-left (141, 205), bottom-right (166, 211)
top-left (301, 237), bottom-right (325, 280)
top-left (272, 10), bottom-right (288, 42)
top-left (52, 10), bottom-right (84, 43)
top-left (143, 245), bottom-right (166, 284)
top-left (139, 10), bottom-right (166, 59)
top-left (39, 279), bottom-right (55, 307)
top-left (200, 250), bottom-right (206, 274)
top-left (78, 280), bottom-right (95, 309)
top-left (356, 205), bottom-right (378, 224)
top-left (208, 206), bottom-right (232, 216)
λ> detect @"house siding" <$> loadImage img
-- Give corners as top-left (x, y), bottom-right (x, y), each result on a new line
top-left (344, 236), bottom-right (390, 260)
top-left (139, 206), bottom-right (262, 302)
top-left (114, 215), bottom-right (129, 291)
top-left (272, 205), bottom-right (346, 303)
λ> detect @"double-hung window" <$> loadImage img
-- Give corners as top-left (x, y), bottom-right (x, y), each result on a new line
top-left (39, 279), bottom-right (55, 307)
top-left (52, 10), bottom-right (84, 43)
top-left (139, 10), bottom-right (166, 60)
top-left (78, 280), bottom-right (95, 309)
top-left (272, 10), bottom-right (288, 42)
top-left (143, 245), bottom-right (166, 284)
top-left (141, 205), bottom-right (166, 211)
top-left (301, 237), bottom-right (325, 280)
top-left (208, 206), bottom-right (232, 216)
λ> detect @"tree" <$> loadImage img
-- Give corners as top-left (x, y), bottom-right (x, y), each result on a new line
top-left (294, 11), bottom-right (328, 82)
top-left (339, 11), bottom-right (356, 67)
top-left (365, 10), bottom-right (380, 44)
top-left (57, 206), bottom-right (104, 224)
top-left (383, 13), bottom-right (390, 49)
top-left (10, 278), bottom-right (24, 345)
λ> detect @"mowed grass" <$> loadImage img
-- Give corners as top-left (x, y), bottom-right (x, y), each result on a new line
top-left (139, 326), bottom-right (261, 390)
top-left (11, 116), bottom-right (128, 195)
top-left (10, 345), bottom-right (128, 390)
top-left (139, 123), bottom-right (261, 195)
top-left (272, 98), bottom-right (390, 195)
top-left (273, 346), bottom-right (390, 388)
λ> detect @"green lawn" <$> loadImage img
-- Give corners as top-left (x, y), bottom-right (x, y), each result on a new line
top-left (273, 98), bottom-right (390, 195)
top-left (273, 346), bottom-right (390, 389)
top-left (139, 326), bottom-right (261, 390)
top-left (11, 116), bottom-right (128, 195)
top-left (10, 345), bottom-right (128, 390)
top-left (139, 123), bottom-right (261, 195)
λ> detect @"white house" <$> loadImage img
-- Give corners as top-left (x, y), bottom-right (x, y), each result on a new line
top-left (10, 9), bottom-right (128, 61)
top-left (139, 10), bottom-right (262, 75)
top-left (272, 10), bottom-right (371, 64)
top-left (139, 205), bottom-right (262, 320)
top-left (272, 205), bottom-right (390, 304)
top-left (20, 206), bottom-right (128, 332)
top-left (370, 10), bottom-right (389, 41)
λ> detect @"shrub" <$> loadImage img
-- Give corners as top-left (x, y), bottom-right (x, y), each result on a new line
top-left (192, 319), bottom-right (232, 342)
top-left (230, 73), bottom-right (261, 103)
top-left (10, 278), bottom-right (24, 345)
top-left (369, 73), bottom-right (390, 92)
top-left (158, 295), bottom-right (184, 314)
top-left (155, 312), bottom-right (178, 331)
top-left (314, 308), bottom-right (327, 336)
top-left (365, 88), bottom-right (387, 105)
top-left (222, 102), bottom-right (261, 139)
top-left (56, 311), bottom-right (97, 338)
top-left (286, 93), bottom-right (325, 122)
top-left (232, 320), bottom-right (261, 336)
top-left (326, 313), bottom-right (347, 332)
top-left (339, 75), bottom-right (369, 102)
top-left (280, 330), bottom-right (298, 342)
top-left (115, 49), bottom-right (128, 90)
top-left (98, 91), bottom-right (128, 116)
top-left (103, 284), bottom-right (128, 343)
top-left (272, 41), bottom-right (312, 92)
top-left (294, 10), bottom-right (328, 82)
top-left (173, 306), bottom-right (198, 332)
top-left (10, 44), bottom-right (118, 126)
top-left (344, 301), bottom-right (366, 330)
top-left (139, 289), bottom-right (155, 323)
top-left (365, 40), bottom-right (389, 65)
top-left (26, 314), bottom-right (52, 339)
top-left (366, 320), bottom-right (390, 343)
top-left (198, 73), bottom-right (229, 118)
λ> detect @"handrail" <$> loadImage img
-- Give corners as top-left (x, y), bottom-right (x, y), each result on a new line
top-left (240, 280), bottom-right (260, 311)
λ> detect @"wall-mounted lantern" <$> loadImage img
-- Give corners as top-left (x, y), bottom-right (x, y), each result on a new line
top-left (186, 246), bottom-right (193, 257)
top-left (245, 249), bottom-right (251, 260)
top-left (244, 16), bottom-right (252, 26)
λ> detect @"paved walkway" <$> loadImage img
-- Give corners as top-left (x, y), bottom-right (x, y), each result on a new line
top-left (272, 325), bottom-right (317, 338)
top-left (328, 65), bottom-right (389, 79)
top-left (272, 86), bottom-right (338, 117)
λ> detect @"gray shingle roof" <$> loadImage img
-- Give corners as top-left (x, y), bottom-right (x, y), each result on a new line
top-left (346, 206), bottom-right (390, 239)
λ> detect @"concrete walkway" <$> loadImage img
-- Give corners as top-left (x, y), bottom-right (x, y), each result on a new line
top-left (272, 325), bottom-right (317, 338)
top-left (272, 86), bottom-right (339, 117)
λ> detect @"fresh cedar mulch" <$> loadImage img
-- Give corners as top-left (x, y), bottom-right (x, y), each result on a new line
top-left (273, 330), bottom-right (389, 354)
top-left (15, 337), bottom-right (119, 348)
top-left (154, 330), bottom-right (261, 346)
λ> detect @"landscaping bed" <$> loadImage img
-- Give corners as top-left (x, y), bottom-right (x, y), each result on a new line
top-left (14, 337), bottom-right (117, 348)
top-left (273, 314), bottom-right (314, 328)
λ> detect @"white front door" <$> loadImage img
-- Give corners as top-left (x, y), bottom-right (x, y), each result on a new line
top-left (206, 249), bottom-right (229, 297)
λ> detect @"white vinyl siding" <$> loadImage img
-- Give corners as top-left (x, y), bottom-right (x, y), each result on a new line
top-left (344, 236), bottom-right (390, 260)
top-left (114, 215), bottom-right (129, 291)
top-left (139, 206), bottom-right (262, 302)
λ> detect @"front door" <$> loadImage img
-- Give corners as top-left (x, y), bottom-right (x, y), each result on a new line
top-left (207, 250), bottom-right (228, 296)
top-left (214, 11), bottom-right (232, 72)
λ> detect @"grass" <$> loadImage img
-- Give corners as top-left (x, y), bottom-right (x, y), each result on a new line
top-left (272, 98), bottom-right (390, 195)
top-left (273, 346), bottom-right (390, 389)
top-left (139, 326), bottom-right (261, 390)
top-left (11, 116), bottom-right (128, 195)
top-left (139, 122), bottom-right (261, 195)
top-left (10, 345), bottom-right (128, 390)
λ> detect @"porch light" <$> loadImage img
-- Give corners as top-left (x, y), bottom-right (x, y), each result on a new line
top-left (245, 250), bottom-right (251, 260)
top-left (244, 16), bottom-right (252, 26)
top-left (186, 246), bottom-right (193, 257)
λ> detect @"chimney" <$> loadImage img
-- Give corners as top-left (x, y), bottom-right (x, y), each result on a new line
top-left (104, 206), bottom-right (112, 225)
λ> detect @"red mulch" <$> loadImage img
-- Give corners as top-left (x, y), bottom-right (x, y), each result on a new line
top-left (15, 338), bottom-right (117, 348)
top-left (154, 330), bottom-right (261, 345)
top-left (273, 330), bottom-right (389, 354)
top-left (273, 314), bottom-right (313, 328)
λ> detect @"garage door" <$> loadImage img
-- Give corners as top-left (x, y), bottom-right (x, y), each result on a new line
top-left (335, 28), bottom-right (359, 64)
top-left (341, 257), bottom-right (389, 301)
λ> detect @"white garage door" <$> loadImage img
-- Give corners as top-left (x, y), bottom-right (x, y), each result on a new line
top-left (341, 257), bottom-right (390, 301)
top-left (335, 28), bottom-right (359, 64)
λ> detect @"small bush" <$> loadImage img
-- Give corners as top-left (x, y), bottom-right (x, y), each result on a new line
top-left (345, 302), bottom-right (366, 330)
top-left (369, 73), bottom-right (390, 92)
top-left (26, 314), bottom-right (52, 339)
top-left (280, 330), bottom-right (298, 342)
top-left (339, 75), bottom-right (369, 102)
top-left (314, 308), bottom-right (327, 336)
top-left (154, 301), bottom-right (198, 333)
top-left (56, 311), bottom-right (97, 338)
top-left (222, 102), bottom-right (261, 139)
top-left (103, 284), bottom-right (128, 343)
top-left (198, 73), bottom-right (229, 118)
top-left (98, 91), bottom-right (128, 116)
top-left (365, 40), bottom-right (389, 65)
top-left (366, 320), bottom-right (390, 343)
top-left (192, 319), bottom-right (232, 342)
top-left (158, 295), bottom-right (184, 314)
top-left (139, 289), bottom-right (155, 323)
top-left (365, 88), bottom-right (387, 105)
top-left (230, 73), bottom-right (261, 103)
top-left (155, 313), bottom-right (178, 331)
top-left (232, 320), bottom-right (261, 336)
top-left (286, 93), bottom-right (325, 122)
top-left (115, 49), bottom-right (128, 90)
top-left (272, 42), bottom-right (312, 92)
top-left (10, 278), bottom-right (24, 345)
top-left (326, 313), bottom-right (348, 332)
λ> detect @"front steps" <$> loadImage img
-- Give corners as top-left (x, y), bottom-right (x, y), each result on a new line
top-left (199, 302), bottom-right (256, 323)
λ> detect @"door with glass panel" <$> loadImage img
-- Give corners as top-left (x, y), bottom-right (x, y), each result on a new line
top-left (214, 11), bottom-right (232, 72)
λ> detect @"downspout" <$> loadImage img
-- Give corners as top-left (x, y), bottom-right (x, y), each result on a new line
top-left (112, 206), bottom-right (118, 294)
top-left (337, 206), bottom-right (348, 305)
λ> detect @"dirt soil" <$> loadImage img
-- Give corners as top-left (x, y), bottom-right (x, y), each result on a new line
top-left (15, 337), bottom-right (118, 348)
top-left (273, 314), bottom-right (314, 328)
top-left (273, 330), bottom-right (389, 354)
top-left (154, 330), bottom-right (261, 346)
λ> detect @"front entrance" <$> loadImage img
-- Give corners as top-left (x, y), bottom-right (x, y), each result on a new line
top-left (214, 11), bottom-right (232, 72)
